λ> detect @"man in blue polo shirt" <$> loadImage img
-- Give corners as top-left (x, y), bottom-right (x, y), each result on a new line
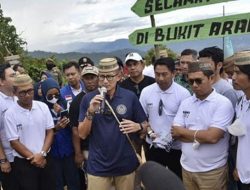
top-left (61, 61), bottom-right (85, 109)
top-left (78, 58), bottom-right (147, 190)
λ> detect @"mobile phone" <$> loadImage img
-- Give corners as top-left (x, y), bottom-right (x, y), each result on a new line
top-left (60, 110), bottom-right (68, 118)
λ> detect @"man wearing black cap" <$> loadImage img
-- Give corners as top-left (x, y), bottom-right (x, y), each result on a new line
top-left (171, 62), bottom-right (234, 190)
top-left (78, 57), bottom-right (94, 70)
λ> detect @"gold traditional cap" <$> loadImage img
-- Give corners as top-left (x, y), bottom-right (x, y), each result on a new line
top-left (223, 55), bottom-right (234, 69)
top-left (98, 58), bottom-right (119, 73)
top-left (234, 50), bottom-right (250, 65)
top-left (13, 74), bottom-right (33, 87)
top-left (188, 61), bottom-right (213, 73)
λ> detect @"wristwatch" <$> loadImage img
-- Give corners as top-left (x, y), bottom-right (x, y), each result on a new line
top-left (40, 150), bottom-right (47, 157)
top-left (85, 111), bottom-right (94, 120)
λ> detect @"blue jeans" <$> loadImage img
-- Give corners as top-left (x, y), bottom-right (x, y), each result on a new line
top-left (53, 154), bottom-right (80, 190)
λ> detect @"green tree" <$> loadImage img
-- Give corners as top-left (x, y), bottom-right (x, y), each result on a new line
top-left (0, 5), bottom-right (26, 62)
top-left (144, 45), bottom-right (177, 66)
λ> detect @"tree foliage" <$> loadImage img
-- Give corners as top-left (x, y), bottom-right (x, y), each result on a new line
top-left (144, 45), bottom-right (178, 66)
top-left (0, 5), bottom-right (26, 62)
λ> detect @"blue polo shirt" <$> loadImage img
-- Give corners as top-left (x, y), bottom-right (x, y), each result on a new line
top-left (79, 86), bottom-right (147, 176)
top-left (60, 81), bottom-right (85, 108)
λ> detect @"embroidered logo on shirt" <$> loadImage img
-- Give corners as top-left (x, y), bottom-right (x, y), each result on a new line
top-left (16, 124), bottom-right (22, 131)
top-left (116, 104), bottom-right (127, 115)
top-left (183, 111), bottom-right (190, 118)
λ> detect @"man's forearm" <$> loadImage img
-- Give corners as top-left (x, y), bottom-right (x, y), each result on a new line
top-left (42, 129), bottom-right (54, 152)
top-left (72, 127), bottom-right (82, 154)
top-left (10, 140), bottom-right (33, 159)
top-left (0, 141), bottom-right (7, 159)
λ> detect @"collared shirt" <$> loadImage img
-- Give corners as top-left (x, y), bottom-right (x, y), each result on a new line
top-left (235, 95), bottom-right (250, 184)
top-left (4, 101), bottom-right (54, 158)
top-left (140, 82), bottom-right (190, 150)
top-left (174, 90), bottom-right (234, 172)
top-left (0, 91), bottom-right (17, 162)
top-left (60, 80), bottom-right (85, 109)
top-left (79, 86), bottom-right (147, 176)
top-left (213, 78), bottom-right (238, 108)
top-left (174, 75), bottom-right (192, 94)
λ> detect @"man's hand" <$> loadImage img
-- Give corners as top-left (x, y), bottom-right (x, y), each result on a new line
top-left (0, 161), bottom-right (11, 173)
top-left (31, 153), bottom-right (46, 168)
top-left (120, 119), bottom-right (141, 134)
top-left (74, 153), bottom-right (84, 168)
top-left (88, 95), bottom-right (103, 113)
top-left (171, 125), bottom-right (184, 139)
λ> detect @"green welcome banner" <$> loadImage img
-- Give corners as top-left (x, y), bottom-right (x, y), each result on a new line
top-left (132, 0), bottom-right (234, 17)
top-left (129, 12), bottom-right (250, 45)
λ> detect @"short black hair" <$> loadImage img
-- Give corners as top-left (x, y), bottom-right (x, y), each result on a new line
top-left (181, 49), bottom-right (198, 60)
top-left (236, 65), bottom-right (250, 79)
top-left (63, 61), bottom-right (80, 72)
top-left (154, 57), bottom-right (175, 73)
top-left (0, 63), bottom-right (11, 80)
top-left (114, 56), bottom-right (124, 69)
top-left (13, 64), bottom-right (23, 71)
top-left (199, 46), bottom-right (224, 64)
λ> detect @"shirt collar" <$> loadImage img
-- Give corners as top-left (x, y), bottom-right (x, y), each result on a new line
top-left (156, 81), bottom-right (175, 94)
top-left (192, 88), bottom-right (216, 103)
top-left (0, 91), bottom-right (17, 101)
top-left (16, 100), bottom-right (38, 112)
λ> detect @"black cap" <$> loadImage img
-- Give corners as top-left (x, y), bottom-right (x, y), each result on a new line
top-left (78, 57), bottom-right (94, 68)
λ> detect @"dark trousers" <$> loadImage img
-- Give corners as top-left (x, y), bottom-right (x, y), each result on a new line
top-left (14, 156), bottom-right (56, 190)
top-left (1, 162), bottom-right (19, 190)
top-left (144, 143), bottom-right (182, 179)
top-left (53, 154), bottom-right (80, 190)
top-left (239, 183), bottom-right (250, 190)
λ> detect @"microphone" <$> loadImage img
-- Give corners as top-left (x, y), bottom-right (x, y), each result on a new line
top-left (100, 87), bottom-right (107, 114)
top-left (139, 161), bottom-right (185, 190)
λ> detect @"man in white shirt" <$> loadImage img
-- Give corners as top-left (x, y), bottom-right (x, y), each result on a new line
top-left (140, 57), bottom-right (190, 178)
top-left (171, 61), bottom-right (234, 190)
top-left (4, 74), bottom-right (55, 190)
top-left (0, 63), bottom-right (19, 190)
top-left (231, 50), bottom-right (250, 190)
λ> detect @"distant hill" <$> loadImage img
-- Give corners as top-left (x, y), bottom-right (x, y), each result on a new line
top-left (28, 35), bottom-right (250, 62)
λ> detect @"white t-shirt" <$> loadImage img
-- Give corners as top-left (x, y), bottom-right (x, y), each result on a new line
top-left (235, 95), bottom-right (250, 184)
top-left (4, 101), bottom-right (54, 158)
top-left (0, 91), bottom-right (17, 162)
top-left (173, 90), bottom-right (234, 172)
top-left (140, 82), bottom-right (190, 150)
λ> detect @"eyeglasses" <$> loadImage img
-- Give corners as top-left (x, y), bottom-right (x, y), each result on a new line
top-left (126, 61), bottom-right (140, 68)
top-left (188, 78), bottom-right (203, 85)
top-left (18, 88), bottom-right (34, 97)
top-left (46, 93), bottom-right (60, 100)
top-left (99, 74), bottom-right (117, 81)
top-left (158, 99), bottom-right (163, 116)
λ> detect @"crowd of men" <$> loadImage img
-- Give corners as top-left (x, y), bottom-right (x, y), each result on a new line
top-left (0, 47), bottom-right (250, 190)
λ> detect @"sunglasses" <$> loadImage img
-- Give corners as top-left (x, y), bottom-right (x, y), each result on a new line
top-left (18, 88), bottom-right (34, 97)
top-left (158, 99), bottom-right (163, 116)
top-left (46, 93), bottom-right (60, 100)
top-left (188, 78), bottom-right (203, 85)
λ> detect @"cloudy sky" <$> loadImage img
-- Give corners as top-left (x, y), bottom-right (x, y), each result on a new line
top-left (1, 0), bottom-right (249, 51)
